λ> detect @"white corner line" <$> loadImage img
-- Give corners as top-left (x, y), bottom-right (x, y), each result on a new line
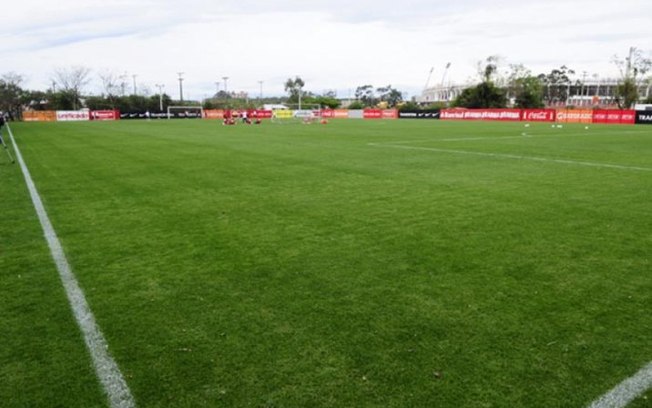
top-left (6, 124), bottom-right (136, 408)
top-left (587, 362), bottom-right (652, 408)
top-left (368, 143), bottom-right (652, 172)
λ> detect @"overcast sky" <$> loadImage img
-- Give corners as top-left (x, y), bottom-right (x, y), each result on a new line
top-left (2, 0), bottom-right (651, 100)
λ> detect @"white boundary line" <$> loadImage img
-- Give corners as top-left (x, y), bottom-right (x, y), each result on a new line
top-left (6, 124), bottom-right (136, 408)
top-left (368, 143), bottom-right (652, 172)
top-left (587, 362), bottom-right (652, 408)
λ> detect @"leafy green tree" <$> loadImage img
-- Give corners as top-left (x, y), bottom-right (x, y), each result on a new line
top-left (398, 101), bottom-right (420, 111)
top-left (85, 95), bottom-right (114, 110)
top-left (354, 85), bottom-right (377, 107)
top-left (376, 85), bottom-right (403, 107)
top-left (453, 57), bottom-right (507, 108)
top-left (513, 76), bottom-right (544, 108)
top-left (0, 73), bottom-right (25, 118)
top-left (48, 90), bottom-right (79, 110)
top-left (284, 76), bottom-right (305, 103)
top-left (314, 96), bottom-right (340, 109)
top-left (452, 82), bottom-right (507, 108)
top-left (537, 65), bottom-right (575, 105)
top-left (21, 90), bottom-right (49, 111)
top-left (347, 101), bottom-right (364, 109)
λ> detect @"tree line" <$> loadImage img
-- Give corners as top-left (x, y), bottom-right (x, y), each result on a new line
top-left (1, 48), bottom-right (650, 119)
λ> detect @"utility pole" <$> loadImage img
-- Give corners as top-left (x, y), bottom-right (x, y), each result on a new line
top-left (155, 84), bottom-right (164, 111)
top-left (177, 72), bottom-right (185, 102)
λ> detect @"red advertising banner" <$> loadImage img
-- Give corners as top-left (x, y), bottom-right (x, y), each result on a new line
top-left (204, 109), bottom-right (272, 120)
top-left (522, 109), bottom-right (556, 122)
top-left (363, 109), bottom-right (383, 119)
top-left (441, 109), bottom-right (522, 121)
top-left (91, 110), bottom-right (120, 120)
top-left (556, 109), bottom-right (592, 123)
top-left (592, 110), bottom-right (636, 124)
top-left (253, 110), bottom-right (273, 119)
top-left (321, 109), bottom-right (334, 118)
top-left (382, 109), bottom-right (398, 119)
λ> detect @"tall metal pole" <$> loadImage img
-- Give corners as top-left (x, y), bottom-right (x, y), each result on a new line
top-left (222, 76), bottom-right (229, 96)
top-left (258, 80), bottom-right (263, 100)
top-left (177, 72), bottom-right (185, 102)
top-left (155, 84), bottom-right (164, 111)
top-left (215, 81), bottom-right (220, 97)
top-left (120, 72), bottom-right (128, 96)
top-left (132, 74), bottom-right (137, 95)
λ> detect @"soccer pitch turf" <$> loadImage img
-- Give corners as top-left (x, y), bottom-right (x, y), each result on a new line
top-left (1, 119), bottom-right (650, 407)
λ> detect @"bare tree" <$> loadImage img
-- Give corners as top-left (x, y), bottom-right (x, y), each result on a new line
top-left (476, 55), bottom-right (503, 83)
top-left (611, 47), bottom-right (652, 108)
top-left (98, 70), bottom-right (121, 109)
top-left (0, 72), bottom-right (25, 118)
top-left (52, 66), bottom-right (91, 110)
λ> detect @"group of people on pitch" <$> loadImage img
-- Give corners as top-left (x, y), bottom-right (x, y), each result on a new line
top-left (223, 110), bottom-right (262, 126)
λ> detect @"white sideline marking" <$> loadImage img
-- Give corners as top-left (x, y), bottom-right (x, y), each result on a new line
top-left (6, 124), bottom-right (136, 408)
top-left (587, 362), bottom-right (652, 408)
top-left (438, 135), bottom-right (532, 141)
top-left (368, 143), bottom-right (652, 172)
top-left (369, 135), bottom-right (530, 145)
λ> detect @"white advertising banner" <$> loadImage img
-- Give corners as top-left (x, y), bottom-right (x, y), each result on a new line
top-left (56, 110), bottom-right (91, 121)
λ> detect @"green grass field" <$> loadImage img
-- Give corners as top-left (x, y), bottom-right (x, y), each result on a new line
top-left (1, 119), bottom-right (650, 407)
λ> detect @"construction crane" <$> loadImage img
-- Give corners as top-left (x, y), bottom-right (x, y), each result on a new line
top-left (423, 67), bottom-right (434, 92)
top-left (440, 62), bottom-right (451, 87)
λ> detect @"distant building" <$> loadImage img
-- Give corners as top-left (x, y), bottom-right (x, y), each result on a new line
top-left (417, 78), bottom-right (652, 107)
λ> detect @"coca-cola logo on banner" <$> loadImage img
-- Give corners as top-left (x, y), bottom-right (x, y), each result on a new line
top-left (522, 109), bottom-right (555, 122)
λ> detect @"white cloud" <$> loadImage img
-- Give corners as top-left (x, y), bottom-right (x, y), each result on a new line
top-left (2, 0), bottom-right (651, 99)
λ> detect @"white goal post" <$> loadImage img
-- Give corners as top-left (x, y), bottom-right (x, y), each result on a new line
top-left (166, 106), bottom-right (204, 119)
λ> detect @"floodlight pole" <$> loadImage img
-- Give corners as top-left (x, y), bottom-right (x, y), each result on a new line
top-left (155, 84), bottom-right (164, 111)
top-left (120, 72), bottom-right (128, 96)
top-left (258, 80), bottom-right (263, 100)
top-left (132, 74), bottom-right (137, 95)
top-left (177, 72), bottom-right (185, 102)
top-left (222, 77), bottom-right (229, 99)
top-left (215, 81), bottom-right (220, 97)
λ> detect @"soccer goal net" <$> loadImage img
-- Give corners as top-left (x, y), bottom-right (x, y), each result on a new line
top-left (271, 104), bottom-right (322, 124)
top-left (166, 106), bottom-right (204, 119)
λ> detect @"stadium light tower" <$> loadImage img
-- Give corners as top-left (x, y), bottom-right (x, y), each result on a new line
top-left (155, 84), bottom-right (165, 111)
top-left (177, 72), bottom-right (185, 102)
top-left (222, 76), bottom-right (229, 98)
top-left (132, 74), bottom-right (137, 95)
top-left (258, 80), bottom-right (263, 100)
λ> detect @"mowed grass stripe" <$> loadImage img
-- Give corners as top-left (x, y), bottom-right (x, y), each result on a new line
top-left (6, 124), bottom-right (135, 408)
top-left (368, 142), bottom-right (652, 171)
top-left (6, 120), bottom-right (651, 407)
